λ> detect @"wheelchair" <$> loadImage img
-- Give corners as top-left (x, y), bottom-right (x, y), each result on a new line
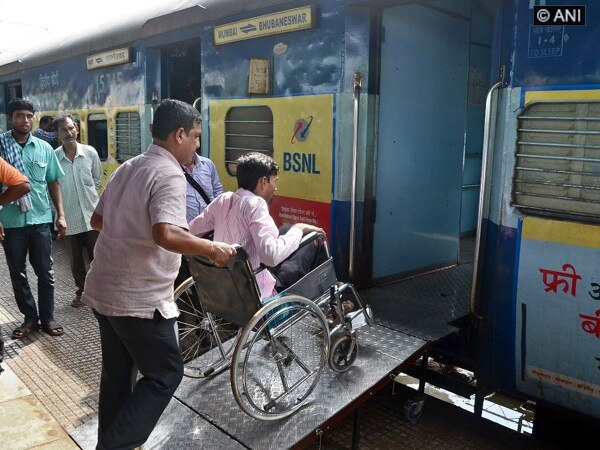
top-left (174, 232), bottom-right (373, 420)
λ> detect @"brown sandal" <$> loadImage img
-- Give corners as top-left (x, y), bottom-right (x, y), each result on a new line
top-left (41, 321), bottom-right (64, 337)
top-left (12, 320), bottom-right (40, 339)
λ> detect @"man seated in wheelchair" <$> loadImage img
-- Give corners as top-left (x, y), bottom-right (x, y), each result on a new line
top-left (189, 152), bottom-right (337, 304)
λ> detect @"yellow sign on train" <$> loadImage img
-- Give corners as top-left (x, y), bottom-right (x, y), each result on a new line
top-left (213, 5), bottom-right (313, 45)
top-left (209, 94), bottom-right (334, 203)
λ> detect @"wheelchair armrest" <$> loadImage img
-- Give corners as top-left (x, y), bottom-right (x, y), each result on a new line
top-left (256, 230), bottom-right (327, 274)
top-left (298, 230), bottom-right (325, 249)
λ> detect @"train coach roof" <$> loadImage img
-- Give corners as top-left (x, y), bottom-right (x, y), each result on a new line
top-left (0, 0), bottom-right (290, 77)
top-left (0, 0), bottom-right (496, 77)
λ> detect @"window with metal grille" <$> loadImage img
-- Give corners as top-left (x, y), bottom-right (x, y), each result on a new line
top-left (115, 112), bottom-right (141, 162)
top-left (512, 101), bottom-right (600, 221)
top-left (225, 106), bottom-right (273, 176)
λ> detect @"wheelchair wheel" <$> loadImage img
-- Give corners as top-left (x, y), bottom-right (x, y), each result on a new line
top-left (175, 277), bottom-right (240, 378)
top-left (328, 333), bottom-right (358, 373)
top-left (230, 294), bottom-right (329, 420)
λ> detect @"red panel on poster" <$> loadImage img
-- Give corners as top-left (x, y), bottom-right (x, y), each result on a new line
top-left (270, 196), bottom-right (331, 238)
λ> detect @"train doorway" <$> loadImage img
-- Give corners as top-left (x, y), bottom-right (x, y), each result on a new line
top-left (161, 43), bottom-right (201, 107)
top-left (2, 80), bottom-right (22, 131)
top-left (87, 113), bottom-right (108, 161)
top-left (373, 2), bottom-right (490, 281)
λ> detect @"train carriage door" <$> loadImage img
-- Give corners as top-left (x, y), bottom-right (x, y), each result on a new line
top-left (87, 113), bottom-right (108, 161)
top-left (373, 3), bottom-right (470, 279)
top-left (162, 44), bottom-right (201, 107)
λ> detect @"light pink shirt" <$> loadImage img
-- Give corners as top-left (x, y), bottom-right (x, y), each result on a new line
top-left (189, 188), bottom-right (303, 300)
top-left (82, 144), bottom-right (188, 319)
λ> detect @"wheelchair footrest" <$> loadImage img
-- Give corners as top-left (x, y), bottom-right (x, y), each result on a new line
top-left (347, 306), bottom-right (373, 330)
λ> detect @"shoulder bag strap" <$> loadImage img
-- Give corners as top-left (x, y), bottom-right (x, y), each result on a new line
top-left (184, 170), bottom-right (212, 205)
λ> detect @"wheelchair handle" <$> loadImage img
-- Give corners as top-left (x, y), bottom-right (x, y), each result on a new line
top-left (231, 244), bottom-right (250, 263)
top-left (190, 244), bottom-right (249, 267)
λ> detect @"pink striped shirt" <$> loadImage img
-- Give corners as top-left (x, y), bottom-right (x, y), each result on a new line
top-left (189, 188), bottom-right (302, 300)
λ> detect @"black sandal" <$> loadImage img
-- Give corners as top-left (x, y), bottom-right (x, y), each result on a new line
top-left (12, 320), bottom-right (40, 339)
top-left (41, 321), bottom-right (64, 337)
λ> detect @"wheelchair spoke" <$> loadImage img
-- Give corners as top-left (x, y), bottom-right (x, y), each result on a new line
top-left (175, 277), bottom-right (241, 377)
top-left (232, 297), bottom-right (329, 419)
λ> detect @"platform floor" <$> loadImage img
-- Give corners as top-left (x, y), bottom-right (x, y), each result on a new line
top-left (0, 238), bottom-right (552, 449)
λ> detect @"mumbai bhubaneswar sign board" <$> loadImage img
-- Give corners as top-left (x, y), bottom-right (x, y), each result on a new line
top-left (86, 48), bottom-right (130, 70)
top-left (214, 5), bottom-right (313, 45)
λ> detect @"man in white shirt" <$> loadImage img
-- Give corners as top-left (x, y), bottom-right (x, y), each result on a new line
top-left (54, 114), bottom-right (102, 307)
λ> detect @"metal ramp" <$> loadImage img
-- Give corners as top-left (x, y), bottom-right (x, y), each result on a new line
top-left (70, 325), bottom-right (429, 449)
top-left (70, 239), bottom-right (474, 449)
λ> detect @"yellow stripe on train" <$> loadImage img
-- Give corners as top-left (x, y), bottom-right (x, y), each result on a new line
top-left (522, 217), bottom-right (600, 249)
top-left (525, 89), bottom-right (600, 104)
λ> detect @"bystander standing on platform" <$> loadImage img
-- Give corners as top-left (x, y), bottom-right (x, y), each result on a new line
top-left (54, 114), bottom-right (102, 308)
top-left (0, 98), bottom-right (66, 339)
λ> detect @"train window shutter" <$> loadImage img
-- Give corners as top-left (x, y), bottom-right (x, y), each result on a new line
top-left (224, 106), bottom-right (273, 176)
top-left (116, 112), bottom-right (142, 162)
top-left (512, 101), bottom-right (600, 221)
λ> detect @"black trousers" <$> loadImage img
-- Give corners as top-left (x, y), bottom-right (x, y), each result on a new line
top-left (63, 230), bottom-right (98, 297)
top-left (94, 310), bottom-right (183, 450)
top-left (271, 224), bottom-right (328, 292)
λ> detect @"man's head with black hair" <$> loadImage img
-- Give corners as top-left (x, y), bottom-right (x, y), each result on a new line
top-left (7, 98), bottom-right (35, 116)
top-left (151, 99), bottom-right (203, 165)
top-left (39, 115), bottom-right (54, 131)
top-left (151, 99), bottom-right (201, 140)
top-left (7, 99), bottom-right (35, 139)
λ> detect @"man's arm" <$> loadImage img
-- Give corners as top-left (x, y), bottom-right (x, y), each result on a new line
top-left (90, 147), bottom-right (102, 189)
top-left (152, 223), bottom-right (235, 266)
top-left (0, 182), bottom-right (30, 205)
top-left (291, 223), bottom-right (325, 236)
top-left (188, 207), bottom-right (214, 235)
top-left (0, 157), bottom-right (31, 204)
top-left (90, 212), bottom-right (103, 231)
top-left (47, 180), bottom-right (67, 238)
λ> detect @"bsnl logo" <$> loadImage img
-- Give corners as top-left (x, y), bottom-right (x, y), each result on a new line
top-left (283, 152), bottom-right (320, 174)
top-left (284, 115), bottom-right (320, 174)
top-left (533, 5), bottom-right (586, 26)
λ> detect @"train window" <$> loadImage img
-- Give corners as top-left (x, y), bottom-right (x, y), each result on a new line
top-left (224, 106), bottom-right (273, 176)
top-left (4, 81), bottom-right (22, 107)
top-left (116, 112), bottom-right (141, 162)
top-left (512, 101), bottom-right (600, 220)
top-left (87, 113), bottom-right (108, 161)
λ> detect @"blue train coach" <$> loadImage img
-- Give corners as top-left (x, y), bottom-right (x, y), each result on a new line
top-left (1, 0), bottom-right (599, 441)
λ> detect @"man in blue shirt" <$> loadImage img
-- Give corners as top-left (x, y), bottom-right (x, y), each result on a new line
top-left (182, 151), bottom-right (223, 223)
top-left (174, 150), bottom-right (223, 288)
top-left (0, 99), bottom-right (67, 339)
top-left (32, 115), bottom-right (59, 149)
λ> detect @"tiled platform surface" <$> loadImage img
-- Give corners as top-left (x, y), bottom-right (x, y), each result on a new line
top-left (0, 239), bottom-right (100, 435)
top-left (0, 363), bottom-right (78, 449)
top-left (0, 239), bottom-right (550, 449)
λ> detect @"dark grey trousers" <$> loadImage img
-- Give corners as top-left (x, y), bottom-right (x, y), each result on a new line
top-left (94, 310), bottom-right (183, 450)
top-left (63, 230), bottom-right (98, 297)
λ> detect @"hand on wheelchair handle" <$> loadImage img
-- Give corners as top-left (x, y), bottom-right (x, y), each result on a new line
top-left (209, 242), bottom-right (237, 267)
